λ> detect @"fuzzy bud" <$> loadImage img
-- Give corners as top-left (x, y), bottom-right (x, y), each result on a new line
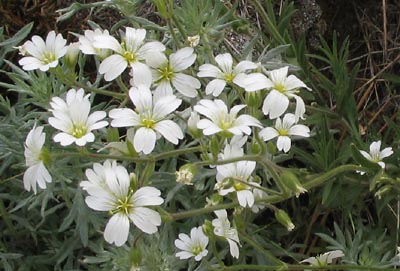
top-left (129, 247), bottom-right (141, 269)
top-left (280, 171), bottom-right (307, 197)
top-left (245, 90), bottom-right (262, 108)
top-left (202, 220), bottom-right (213, 236)
top-left (275, 209), bottom-right (295, 231)
top-left (188, 111), bottom-right (202, 138)
top-left (64, 42), bottom-right (80, 69)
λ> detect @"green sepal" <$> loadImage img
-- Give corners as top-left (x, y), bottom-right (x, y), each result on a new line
top-left (107, 127), bottom-right (120, 142)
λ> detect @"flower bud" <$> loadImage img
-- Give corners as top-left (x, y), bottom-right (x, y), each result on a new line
top-left (280, 171), bottom-right (307, 197)
top-left (275, 209), bottom-right (295, 231)
top-left (245, 91), bottom-right (262, 108)
top-left (250, 140), bottom-right (262, 154)
top-left (175, 163), bottom-right (197, 185)
top-left (209, 136), bottom-right (221, 159)
top-left (64, 42), bottom-right (80, 69)
top-left (130, 173), bottom-right (137, 191)
top-left (202, 220), bottom-right (213, 236)
top-left (188, 111), bottom-right (202, 138)
top-left (129, 247), bottom-right (141, 269)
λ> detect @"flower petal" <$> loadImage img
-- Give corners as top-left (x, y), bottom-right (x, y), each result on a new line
top-left (104, 213), bottom-right (130, 246)
top-left (134, 127), bottom-right (156, 154)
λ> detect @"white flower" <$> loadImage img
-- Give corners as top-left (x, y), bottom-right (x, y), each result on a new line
top-left (212, 209), bottom-right (240, 259)
top-left (175, 226), bottom-right (209, 261)
top-left (216, 160), bottom-right (257, 208)
top-left (18, 31), bottom-right (67, 71)
top-left (48, 88), bottom-right (108, 146)
top-left (79, 28), bottom-right (111, 59)
top-left (81, 161), bottom-right (164, 246)
top-left (359, 140), bottom-right (393, 169)
top-left (23, 126), bottom-right (52, 194)
top-left (259, 113), bottom-right (310, 153)
top-left (198, 53), bottom-right (257, 97)
top-left (194, 99), bottom-right (261, 137)
top-left (301, 250), bottom-right (344, 268)
top-left (238, 66), bottom-right (311, 120)
top-left (93, 27), bottom-right (165, 81)
top-left (147, 47), bottom-right (201, 98)
top-left (109, 85), bottom-right (183, 154)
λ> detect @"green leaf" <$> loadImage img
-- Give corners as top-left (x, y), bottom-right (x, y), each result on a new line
top-left (0, 22), bottom-right (33, 47)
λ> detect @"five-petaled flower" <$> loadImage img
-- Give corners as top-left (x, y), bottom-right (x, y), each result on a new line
top-left (93, 27), bottom-right (165, 81)
top-left (359, 140), bottom-right (393, 169)
top-left (198, 53), bottom-right (257, 97)
top-left (19, 31), bottom-right (68, 71)
top-left (23, 126), bottom-right (52, 194)
top-left (259, 113), bottom-right (310, 153)
top-left (238, 66), bottom-right (311, 120)
top-left (48, 88), bottom-right (108, 146)
top-left (147, 47), bottom-right (201, 98)
top-left (194, 99), bottom-right (261, 137)
top-left (80, 160), bottom-right (164, 246)
top-left (175, 226), bottom-right (209, 261)
top-left (109, 84), bottom-right (183, 154)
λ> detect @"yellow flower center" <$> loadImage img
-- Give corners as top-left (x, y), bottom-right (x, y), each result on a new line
top-left (71, 125), bottom-right (87, 138)
top-left (191, 245), bottom-right (204, 256)
top-left (233, 180), bottom-right (248, 191)
top-left (159, 65), bottom-right (174, 81)
top-left (42, 52), bottom-right (56, 64)
top-left (123, 51), bottom-right (137, 64)
top-left (275, 83), bottom-right (286, 93)
top-left (278, 129), bottom-right (289, 136)
top-left (142, 118), bottom-right (156, 128)
top-left (114, 196), bottom-right (134, 215)
top-left (224, 73), bottom-right (235, 83)
top-left (219, 114), bottom-right (234, 130)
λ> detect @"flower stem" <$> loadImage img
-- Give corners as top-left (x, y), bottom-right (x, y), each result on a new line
top-left (171, 202), bottom-right (237, 221)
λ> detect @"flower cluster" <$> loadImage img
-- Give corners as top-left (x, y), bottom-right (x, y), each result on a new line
top-left (18, 26), bottom-right (324, 263)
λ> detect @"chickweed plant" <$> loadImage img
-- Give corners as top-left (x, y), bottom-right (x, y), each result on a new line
top-left (0, 0), bottom-right (399, 270)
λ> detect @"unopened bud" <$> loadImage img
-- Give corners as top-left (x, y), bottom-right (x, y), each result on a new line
top-left (188, 111), bottom-right (202, 138)
top-left (210, 136), bottom-right (221, 159)
top-left (275, 209), bottom-right (295, 231)
top-left (65, 42), bottom-right (80, 69)
top-left (245, 91), bottom-right (262, 108)
top-left (250, 140), bottom-right (262, 154)
top-left (130, 173), bottom-right (137, 190)
top-left (280, 171), bottom-right (307, 197)
top-left (129, 247), bottom-right (141, 268)
top-left (202, 220), bottom-right (213, 236)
